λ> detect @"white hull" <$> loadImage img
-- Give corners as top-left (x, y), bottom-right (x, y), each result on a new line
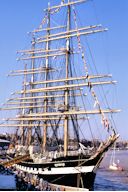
top-left (109, 164), bottom-right (123, 171)
top-left (15, 164), bottom-right (95, 175)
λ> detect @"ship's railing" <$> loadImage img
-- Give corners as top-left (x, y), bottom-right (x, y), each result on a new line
top-left (31, 148), bottom-right (94, 163)
top-left (48, 149), bottom-right (94, 159)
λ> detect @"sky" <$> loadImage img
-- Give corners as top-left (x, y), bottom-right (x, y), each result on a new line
top-left (0, 0), bottom-right (128, 140)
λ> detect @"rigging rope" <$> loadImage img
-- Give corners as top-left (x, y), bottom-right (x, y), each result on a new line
top-left (36, 0), bottom-right (66, 31)
top-left (72, 5), bottom-right (111, 133)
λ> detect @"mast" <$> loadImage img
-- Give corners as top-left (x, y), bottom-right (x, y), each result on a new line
top-left (64, 0), bottom-right (71, 156)
top-left (27, 36), bottom-right (35, 146)
top-left (43, 3), bottom-right (51, 152)
top-left (20, 64), bottom-right (27, 145)
top-left (0, 0), bottom-right (119, 158)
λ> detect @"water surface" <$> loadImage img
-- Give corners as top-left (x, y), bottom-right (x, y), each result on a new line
top-left (94, 150), bottom-right (128, 191)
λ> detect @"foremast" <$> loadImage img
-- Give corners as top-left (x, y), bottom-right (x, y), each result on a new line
top-left (27, 36), bottom-right (35, 146)
top-left (64, 0), bottom-right (71, 156)
top-left (43, 3), bottom-right (51, 152)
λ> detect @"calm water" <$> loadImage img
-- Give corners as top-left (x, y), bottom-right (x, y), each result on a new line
top-left (0, 150), bottom-right (128, 191)
top-left (94, 150), bottom-right (128, 191)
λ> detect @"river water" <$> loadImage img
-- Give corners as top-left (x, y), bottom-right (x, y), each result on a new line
top-left (0, 150), bottom-right (128, 191)
top-left (94, 150), bottom-right (128, 191)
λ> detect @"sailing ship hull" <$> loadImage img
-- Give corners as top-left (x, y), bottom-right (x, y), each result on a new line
top-left (38, 172), bottom-right (96, 190)
top-left (15, 150), bottom-right (104, 190)
top-left (1, 0), bottom-right (120, 190)
top-left (16, 161), bottom-right (96, 190)
top-left (14, 134), bottom-right (118, 190)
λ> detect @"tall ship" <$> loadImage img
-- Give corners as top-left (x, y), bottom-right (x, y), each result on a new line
top-left (0, 0), bottom-right (120, 190)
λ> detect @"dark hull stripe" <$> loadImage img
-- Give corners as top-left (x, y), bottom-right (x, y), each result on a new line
top-left (38, 172), bottom-right (96, 190)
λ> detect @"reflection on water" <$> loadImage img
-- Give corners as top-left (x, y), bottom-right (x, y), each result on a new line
top-left (94, 150), bottom-right (128, 191)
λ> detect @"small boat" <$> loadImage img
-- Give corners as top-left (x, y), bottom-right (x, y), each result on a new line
top-left (109, 145), bottom-right (123, 171)
top-left (109, 162), bottom-right (123, 171)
